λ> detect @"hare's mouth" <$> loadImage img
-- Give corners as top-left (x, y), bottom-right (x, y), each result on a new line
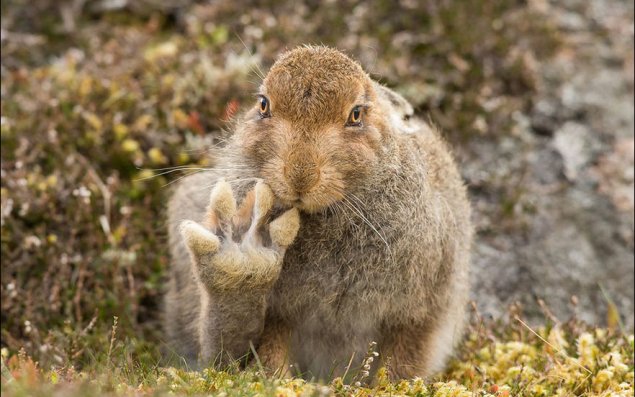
top-left (294, 192), bottom-right (345, 214)
top-left (266, 176), bottom-right (345, 214)
top-left (271, 190), bottom-right (330, 214)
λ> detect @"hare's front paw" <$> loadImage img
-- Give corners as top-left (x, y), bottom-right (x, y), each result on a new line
top-left (180, 180), bottom-right (300, 292)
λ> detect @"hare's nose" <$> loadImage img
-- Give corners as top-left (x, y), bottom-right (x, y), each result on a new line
top-left (284, 156), bottom-right (320, 195)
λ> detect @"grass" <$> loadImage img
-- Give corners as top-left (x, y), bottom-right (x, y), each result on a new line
top-left (2, 313), bottom-right (633, 396)
top-left (1, 1), bottom-right (631, 396)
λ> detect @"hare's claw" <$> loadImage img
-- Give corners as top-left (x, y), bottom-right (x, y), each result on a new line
top-left (270, 208), bottom-right (300, 248)
top-left (180, 220), bottom-right (221, 255)
top-left (180, 179), bottom-right (301, 291)
top-left (205, 179), bottom-right (236, 237)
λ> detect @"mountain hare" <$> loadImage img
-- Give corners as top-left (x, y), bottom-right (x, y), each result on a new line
top-left (164, 46), bottom-right (472, 380)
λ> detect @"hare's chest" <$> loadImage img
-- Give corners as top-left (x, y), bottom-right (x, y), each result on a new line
top-left (269, 209), bottom-right (403, 324)
top-left (270, 229), bottom-right (394, 326)
top-left (270, 239), bottom-right (391, 377)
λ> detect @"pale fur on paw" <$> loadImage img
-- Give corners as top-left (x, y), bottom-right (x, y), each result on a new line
top-left (180, 179), bottom-right (301, 292)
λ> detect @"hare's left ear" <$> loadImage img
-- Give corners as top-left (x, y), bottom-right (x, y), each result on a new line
top-left (372, 81), bottom-right (414, 122)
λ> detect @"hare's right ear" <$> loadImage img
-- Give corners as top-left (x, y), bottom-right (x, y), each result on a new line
top-left (372, 81), bottom-right (414, 121)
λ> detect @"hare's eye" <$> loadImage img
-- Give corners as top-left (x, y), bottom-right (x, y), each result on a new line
top-left (346, 106), bottom-right (363, 126)
top-left (258, 96), bottom-right (271, 118)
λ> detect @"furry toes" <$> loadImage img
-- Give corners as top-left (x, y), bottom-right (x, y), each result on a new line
top-left (180, 220), bottom-right (221, 254)
top-left (180, 180), bottom-right (301, 292)
top-left (270, 208), bottom-right (300, 248)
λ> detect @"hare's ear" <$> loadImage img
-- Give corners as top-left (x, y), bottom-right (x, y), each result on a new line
top-left (372, 81), bottom-right (414, 121)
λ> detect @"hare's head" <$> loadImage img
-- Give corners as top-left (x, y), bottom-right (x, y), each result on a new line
top-left (235, 46), bottom-right (395, 213)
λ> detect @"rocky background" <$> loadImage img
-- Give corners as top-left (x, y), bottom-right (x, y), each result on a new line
top-left (1, 0), bottom-right (633, 368)
top-left (467, 0), bottom-right (634, 326)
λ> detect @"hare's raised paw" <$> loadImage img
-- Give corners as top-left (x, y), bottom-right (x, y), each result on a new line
top-left (180, 180), bottom-right (300, 292)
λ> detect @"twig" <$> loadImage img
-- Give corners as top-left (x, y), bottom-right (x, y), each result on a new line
top-left (514, 316), bottom-right (591, 374)
top-left (107, 316), bottom-right (119, 367)
top-left (77, 153), bottom-right (115, 246)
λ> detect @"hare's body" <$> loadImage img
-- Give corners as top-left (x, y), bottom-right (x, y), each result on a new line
top-left (164, 46), bottom-right (471, 380)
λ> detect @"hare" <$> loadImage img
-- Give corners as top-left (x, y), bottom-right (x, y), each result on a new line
top-left (164, 45), bottom-right (472, 381)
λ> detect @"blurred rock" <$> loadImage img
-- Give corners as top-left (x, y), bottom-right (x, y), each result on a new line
top-left (553, 122), bottom-right (594, 181)
top-left (468, 0), bottom-right (634, 327)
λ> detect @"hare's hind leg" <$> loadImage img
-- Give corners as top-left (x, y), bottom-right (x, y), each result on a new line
top-left (380, 309), bottom-right (464, 380)
top-left (254, 318), bottom-right (293, 377)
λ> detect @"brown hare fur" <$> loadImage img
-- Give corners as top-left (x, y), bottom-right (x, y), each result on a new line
top-left (164, 45), bottom-right (472, 381)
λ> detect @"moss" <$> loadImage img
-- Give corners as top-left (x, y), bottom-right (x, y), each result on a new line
top-left (1, 323), bottom-right (633, 396)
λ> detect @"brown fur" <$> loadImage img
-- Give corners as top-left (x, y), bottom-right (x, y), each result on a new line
top-left (256, 317), bottom-right (292, 376)
top-left (164, 46), bottom-right (472, 380)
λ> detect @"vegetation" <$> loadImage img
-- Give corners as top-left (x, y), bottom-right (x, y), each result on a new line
top-left (2, 313), bottom-right (633, 396)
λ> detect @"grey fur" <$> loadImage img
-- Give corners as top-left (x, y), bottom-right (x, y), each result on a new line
top-left (164, 48), bottom-right (472, 380)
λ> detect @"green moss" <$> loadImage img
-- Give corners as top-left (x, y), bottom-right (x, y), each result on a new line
top-left (2, 325), bottom-right (633, 396)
